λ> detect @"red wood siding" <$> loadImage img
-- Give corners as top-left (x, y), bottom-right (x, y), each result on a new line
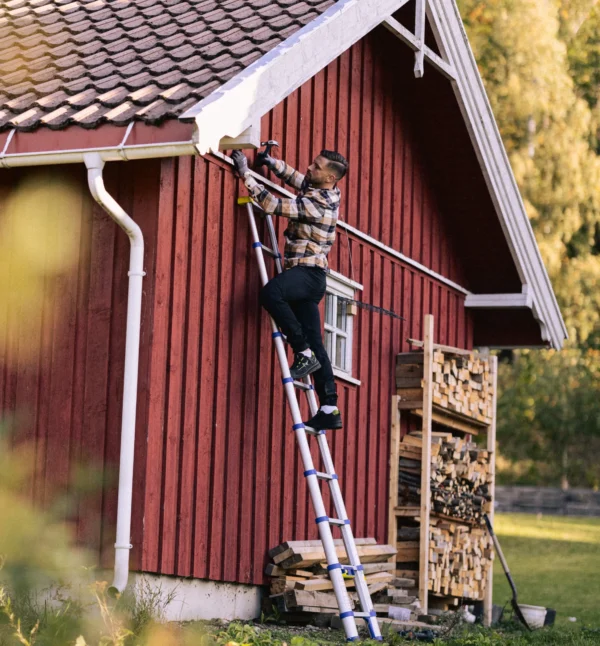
top-left (140, 28), bottom-right (474, 585)
top-left (0, 162), bottom-right (160, 569)
top-left (0, 26), bottom-right (489, 588)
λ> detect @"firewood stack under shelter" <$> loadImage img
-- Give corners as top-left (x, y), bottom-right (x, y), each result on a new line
top-left (389, 315), bottom-right (498, 624)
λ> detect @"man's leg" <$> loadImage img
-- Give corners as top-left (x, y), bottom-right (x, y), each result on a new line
top-left (291, 294), bottom-right (342, 431)
top-left (292, 300), bottom-right (338, 406)
top-left (259, 266), bottom-right (321, 378)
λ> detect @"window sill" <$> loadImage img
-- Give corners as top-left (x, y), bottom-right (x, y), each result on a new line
top-left (333, 368), bottom-right (361, 387)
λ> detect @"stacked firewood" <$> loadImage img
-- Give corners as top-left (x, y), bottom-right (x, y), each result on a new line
top-left (396, 350), bottom-right (494, 425)
top-left (428, 521), bottom-right (493, 600)
top-left (398, 432), bottom-right (492, 524)
top-left (265, 538), bottom-right (435, 630)
top-left (431, 351), bottom-right (493, 424)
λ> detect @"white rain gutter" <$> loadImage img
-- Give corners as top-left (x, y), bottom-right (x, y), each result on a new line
top-left (83, 151), bottom-right (146, 594)
top-left (0, 139), bottom-right (197, 167)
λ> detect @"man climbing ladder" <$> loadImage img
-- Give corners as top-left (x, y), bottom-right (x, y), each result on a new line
top-left (231, 145), bottom-right (348, 431)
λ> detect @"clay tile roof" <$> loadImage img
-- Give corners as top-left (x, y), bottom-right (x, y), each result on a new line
top-left (0, 0), bottom-right (336, 132)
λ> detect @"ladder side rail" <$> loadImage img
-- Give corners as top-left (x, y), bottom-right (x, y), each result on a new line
top-left (243, 199), bottom-right (361, 641)
top-left (317, 434), bottom-right (380, 639)
top-left (264, 212), bottom-right (284, 274)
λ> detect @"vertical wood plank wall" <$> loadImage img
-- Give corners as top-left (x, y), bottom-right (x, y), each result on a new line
top-left (0, 161), bottom-right (160, 569)
top-left (141, 28), bottom-right (473, 585)
top-left (0, 27), bottom-right (476, 588)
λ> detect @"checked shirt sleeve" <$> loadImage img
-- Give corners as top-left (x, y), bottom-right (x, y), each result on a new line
top-left (271, 160), bottom-right (305, 191)
top-left (244, 174), bottom-right (323, 222)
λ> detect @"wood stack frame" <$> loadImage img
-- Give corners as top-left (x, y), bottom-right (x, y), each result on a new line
top-left (388, 314), bottom-right (498, 624)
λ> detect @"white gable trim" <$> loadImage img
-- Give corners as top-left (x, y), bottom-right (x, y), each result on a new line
top-left (426, 0), bottom-right (566, 348)
top-left (181, 0), bottom-right (411, 153)
top-left (182, 0), bottom-right (566, 349)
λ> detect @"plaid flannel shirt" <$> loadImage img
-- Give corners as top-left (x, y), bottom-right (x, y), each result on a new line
top-left (243, 159), bottom-right (340, 270)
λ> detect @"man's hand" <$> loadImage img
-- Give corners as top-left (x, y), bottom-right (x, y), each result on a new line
top-left (255, 151), bottom-right (277, 170)
top-left (231, 150), bottom-right (250, 177)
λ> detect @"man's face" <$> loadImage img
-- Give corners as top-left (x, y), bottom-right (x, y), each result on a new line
top-left (306, 155), bottom-right (336, 188)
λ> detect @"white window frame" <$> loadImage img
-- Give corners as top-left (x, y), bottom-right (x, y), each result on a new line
top-left (324, 269), bottom-right (363, 386)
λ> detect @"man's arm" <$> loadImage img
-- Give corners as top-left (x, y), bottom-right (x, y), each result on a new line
top-left (244, 174), bottom-right (321, 221)
top-left (271, 159), bottom-right (306, 192)
top-left (231, 150), bottom-right (315, 218)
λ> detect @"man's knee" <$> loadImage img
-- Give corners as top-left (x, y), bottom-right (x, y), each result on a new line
top-left (259, 281), bottom-right (278, 309)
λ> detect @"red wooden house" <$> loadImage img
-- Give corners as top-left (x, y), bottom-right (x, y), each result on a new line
top-left (0, 0), bottom-right (565, 620)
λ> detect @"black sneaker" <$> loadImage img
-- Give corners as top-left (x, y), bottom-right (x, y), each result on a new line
top-left (304, 409), bottom-right (343, 431)
top-left (289, 351), bottom-right (321, 379)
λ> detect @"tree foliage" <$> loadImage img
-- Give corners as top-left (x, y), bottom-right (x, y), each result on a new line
top-left (457, 0), bottom-right (600, 485)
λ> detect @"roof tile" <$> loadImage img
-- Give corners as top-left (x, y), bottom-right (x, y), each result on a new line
top-left (35, 89), bottom-right (68, 108)
top-left (96, 85), bottom-right (130, 107)
top-left (0, 0), bottom-right (336, 131)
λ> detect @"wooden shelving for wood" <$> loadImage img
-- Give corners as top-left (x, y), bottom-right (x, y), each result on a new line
top-left (389, 314), bottom-right (498, 625)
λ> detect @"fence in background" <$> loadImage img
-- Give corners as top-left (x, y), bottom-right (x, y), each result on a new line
top-left (495, 486), bottom-right (600, 516)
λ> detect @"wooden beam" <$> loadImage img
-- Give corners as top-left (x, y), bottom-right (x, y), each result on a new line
top-left (414, 0), bottom-right (426, 77)
top-left (484, 355), bottom-right (498, 626)
top-left (419, 314), bottom-right (434, 614)
top-left (407, 338), bottom-right (471, 356)
top-left (464, 290), bottom-right (532, 309)
top-left (218, 122), bottom-right (261, 150)
top-left (388, 395), bottom-right (401, 563)
top-left (383, 17), bottom-right (456, 80)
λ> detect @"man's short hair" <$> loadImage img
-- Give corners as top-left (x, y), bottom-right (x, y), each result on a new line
top-left (320, 150), bottom-right (349, 180)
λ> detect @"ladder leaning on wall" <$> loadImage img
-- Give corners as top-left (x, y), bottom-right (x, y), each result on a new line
top-left (237, 196), bottom-right (382, 642)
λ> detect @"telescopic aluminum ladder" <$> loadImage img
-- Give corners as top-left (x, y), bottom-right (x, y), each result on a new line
top-left (237, 196), bottom-right (382, 642)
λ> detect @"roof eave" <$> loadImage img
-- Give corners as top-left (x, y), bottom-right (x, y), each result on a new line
top-left (180, 0), bottom-right (566, 350)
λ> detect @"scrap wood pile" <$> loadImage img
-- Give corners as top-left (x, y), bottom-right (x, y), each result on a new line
top-left (266, 538), bottom-right (434, 629)
top-left (398, 431), bottom-right (492, 524)
top-left (396, 350), bottom-right (494, 424)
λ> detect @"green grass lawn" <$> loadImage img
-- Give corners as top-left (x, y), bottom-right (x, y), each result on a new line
top-left (492, 513), bottom-right (600, 627)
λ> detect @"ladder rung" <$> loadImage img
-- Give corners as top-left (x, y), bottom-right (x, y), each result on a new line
top-left (260, 244), bottom-right (280, 258)
top-left (352, 611), bottom-right (376, 619)
top-left (293, 380), bottom-right (313, 391)
top-left (304, 425), bottom-right (325, 436)
top-left (315, 471), bottom-right (334, 481)
top-left (328, 518), bottom-right (347, 526)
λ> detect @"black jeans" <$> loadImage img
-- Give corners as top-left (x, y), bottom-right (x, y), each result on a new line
top-left (259, 266), bottom-right (338, 407)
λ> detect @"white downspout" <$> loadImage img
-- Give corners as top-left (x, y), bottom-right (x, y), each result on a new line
top-left (84, 152), bottom-right (145, 594)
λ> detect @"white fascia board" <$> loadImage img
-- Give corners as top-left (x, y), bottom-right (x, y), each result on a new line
top-left (181, 0), bottom-right (411, 154)
top-left (427, 0), bottom-right (567, 350)
top-left (464, 293), bottom-right (532, 309)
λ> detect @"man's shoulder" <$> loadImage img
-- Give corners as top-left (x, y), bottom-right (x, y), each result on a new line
top-left (303, 187), bottom-right (341, 207)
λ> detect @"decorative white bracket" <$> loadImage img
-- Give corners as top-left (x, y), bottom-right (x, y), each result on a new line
top-left (383, 0), bottom-right (456, 80)
top-left (218, 122), bottom-right (261, 150)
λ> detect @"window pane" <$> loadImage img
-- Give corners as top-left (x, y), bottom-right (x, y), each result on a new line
top-left (336, 335), bottom-right (346, 371)
top-left (336, 297), bottom-right (347, 331)
top-left (325, 294), bottom-right (335, 326)
top-left (325, 330), bottom-right (335, 364)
